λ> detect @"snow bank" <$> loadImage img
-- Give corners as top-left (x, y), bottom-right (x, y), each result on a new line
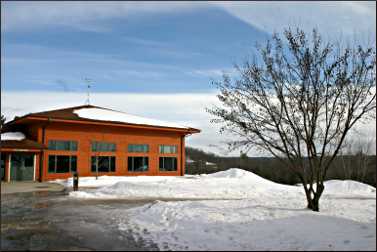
top-left (67, 168), bottom-right (375, 200)
top-left (1, 132), bottom-right (25, 141)
top-left (68, 168), bottom-right (296, 199)
top-left (60, 168), bottom-right (376, 250)
top-left (205, 168), bottom-right (278, 185)
top-left (74, 107), bottom-right (189, 129)
top-left (324, 180), bottom-right (376, 196)
top-left (53, 175), bottom-right (176, 188)
top-left (123, 202), bottom-right (376, 251)
top-left (121, 174), bottom-right (376, 251)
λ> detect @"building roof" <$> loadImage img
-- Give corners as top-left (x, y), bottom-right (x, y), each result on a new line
top-left (4, 104), bottom-right (200, 133)
top-left (1, 138), bottom-right (46, 151)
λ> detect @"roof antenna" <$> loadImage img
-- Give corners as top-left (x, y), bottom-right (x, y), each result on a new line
top-left (84, 78), bottom-right (93, 105)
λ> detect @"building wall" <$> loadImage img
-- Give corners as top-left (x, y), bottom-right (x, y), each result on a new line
top-left (40, 122), bottom-right (186, 181)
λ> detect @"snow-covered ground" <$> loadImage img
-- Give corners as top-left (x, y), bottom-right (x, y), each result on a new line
top-left (53, 168), bottom-right (376, 251)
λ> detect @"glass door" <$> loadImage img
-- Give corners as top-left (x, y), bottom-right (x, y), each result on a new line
top-left (1, 153), bottom-right (6, 181)
top-left (10, 153), bottom-right (34, 181)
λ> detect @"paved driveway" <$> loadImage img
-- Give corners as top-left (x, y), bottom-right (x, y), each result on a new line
top-left (1, 181), bottom-right (64, 194)
top-left (1, 190), bottom-right (158, 251)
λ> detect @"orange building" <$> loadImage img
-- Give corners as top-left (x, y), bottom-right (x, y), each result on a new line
top-left (1, 105), bottom-right (200, 182)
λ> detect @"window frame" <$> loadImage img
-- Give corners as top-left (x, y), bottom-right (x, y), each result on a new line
top-left (128, 156), bottom-right (149, 172)
top-left (91, 156), bottom-right (116, 173)
top-left (48, 140), bottom-right (78, 151)
top-left (91, 141), bottom-right (117, 152)
top-left (48, 155), bottom-right (77, 173)
top-left (159, 145), bottom-right (178, 154)
top-left (159, 157), bottom-right (178, 172)
top-left (128, 144), bottom-right (149, 153)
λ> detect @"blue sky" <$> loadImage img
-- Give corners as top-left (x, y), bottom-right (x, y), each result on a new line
top-left (1, 1), bottom-right (376, 155)
top-left (2, 1), bottom-right (376, 93)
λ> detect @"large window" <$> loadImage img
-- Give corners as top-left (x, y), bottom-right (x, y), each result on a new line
top-left (159, 157), bottom-right (177, 171)
top-left (48, 140), bottom-right (77, 151)
top-left (91, 156), bottom-right (116, 172)
top-left (91, 141), bottom-right (116, 152)
top-left (159, 145), bottom-right (177, 154)
top-left (128, 144), bottom-right (149, 153)
top-left (48, 155), bottom-right (77, 173)
top-left (128, 157), bottom-right (149, 172)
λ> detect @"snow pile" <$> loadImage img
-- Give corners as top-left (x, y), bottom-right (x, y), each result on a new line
top-left (53, 175), bottom-right (176, 188)
top-left (324, 180), bottom-right (376, 196)
top-left (68, 168), bottom-right (296, 199)
top-left (204, 168), bottom-right (252, 178)
top-left (73, 107), bottom-right (189, 129)
top-left (61, 168), bottom-right (376, 250)
top-left (67, 168), bottom-right (375, 200)
top-left (1, 132), bottom-right (25, 141)
top-left (123, 205), bottom-right (376, 251)
top-left (120, 170), bottom-right (376, 251)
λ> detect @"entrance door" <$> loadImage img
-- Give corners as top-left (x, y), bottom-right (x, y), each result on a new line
top-left (10, 153), bottom-right (34, 181)
top-left (1, 153), bottom-right (6, 181)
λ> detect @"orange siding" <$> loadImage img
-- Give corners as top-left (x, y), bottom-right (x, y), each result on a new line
top-left (40, 122), bottom-right (186, 181)
top-left (27, 125), bottom-right (40, 141)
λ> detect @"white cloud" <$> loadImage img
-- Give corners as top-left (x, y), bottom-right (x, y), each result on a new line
top-left (0, 90), bottom-right (237, 156)
top-left (187, 68), bottom-right (238, 78)
top-left (216, 1), bottom-right (376, 42)
top-left (3, 1), bottom-right (375, 40)
top-left (2, 91), bottom-right (375, 156)
top-left (1, 1), bottom-right (206, 32)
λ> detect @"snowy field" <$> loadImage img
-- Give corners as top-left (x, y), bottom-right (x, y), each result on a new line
top-left (53, 169), bottom-right (376, 251)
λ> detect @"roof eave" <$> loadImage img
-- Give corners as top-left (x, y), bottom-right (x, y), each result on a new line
top-left (10, 116), bottom-right (200, 134)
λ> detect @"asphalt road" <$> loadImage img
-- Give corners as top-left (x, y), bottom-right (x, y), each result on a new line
top-left (1, 189), bottom-right (159, 251)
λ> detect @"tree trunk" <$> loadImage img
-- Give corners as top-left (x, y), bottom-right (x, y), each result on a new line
top-left (304, 183), bottom-right (324, 212)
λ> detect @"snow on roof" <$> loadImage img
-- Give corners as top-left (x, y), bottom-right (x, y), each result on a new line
top-left (1, 132), bottom-right (26, 141)
top-left (73, 107), bottom-right (190, 129)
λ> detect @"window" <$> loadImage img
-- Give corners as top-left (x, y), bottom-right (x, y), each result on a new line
top-left (48, 140), bottom-right (77, 151)
top-left (128, 144), bottom-right (149, 153)
top-left (48, 155), bottom-right (77, 173)
top-left (128, 157), bottom-right (149, 172)
top-left (159, 157), bottom-right (177, 171)
top-left (91, 156), bottom-right (116, 172)
top-left (159, 145), bottom-right (177, 154)
top-left (91, 141), bottom-right (116, 152)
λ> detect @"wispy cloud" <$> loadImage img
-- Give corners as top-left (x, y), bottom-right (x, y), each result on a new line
top-left (3, 1), bottom-right (375, 41)
top-left (2, 43), bottom-right (234, 93)
top-left (1, 90), bottom-right (235, 155)
top-left (2, 91), bottom-right (375, 156)
top-left (217, 1), bottom-right (376, 42)
top-left (187, 68), bottom-right (238, 78)
top-left (1, 1), bottom-right (205, 32)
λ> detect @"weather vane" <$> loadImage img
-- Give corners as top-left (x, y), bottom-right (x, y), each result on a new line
top-left (84, 78), bottom-right (93, 105)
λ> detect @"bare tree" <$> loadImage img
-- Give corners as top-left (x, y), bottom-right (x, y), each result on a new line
top-left (338, 138), bottom-right (354, 180)
top-left (1, 115), bottom-right (6, 130)
top-left (207, 28), bottom-right (376, 211)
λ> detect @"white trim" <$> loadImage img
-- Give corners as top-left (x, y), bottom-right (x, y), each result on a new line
top-left (8, 154), bottom-right (11, 182)
top-left (33, 154), bottom-right (36, 181)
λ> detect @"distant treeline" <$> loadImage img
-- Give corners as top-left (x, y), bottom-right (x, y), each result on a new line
top-left (185, 147), bottom-right (376, 187)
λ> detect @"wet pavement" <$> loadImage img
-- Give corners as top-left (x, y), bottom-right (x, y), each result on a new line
top-left (1, 181), bottom-right (64, 194)
top-left (1, 189), bottom-right (159, 251)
